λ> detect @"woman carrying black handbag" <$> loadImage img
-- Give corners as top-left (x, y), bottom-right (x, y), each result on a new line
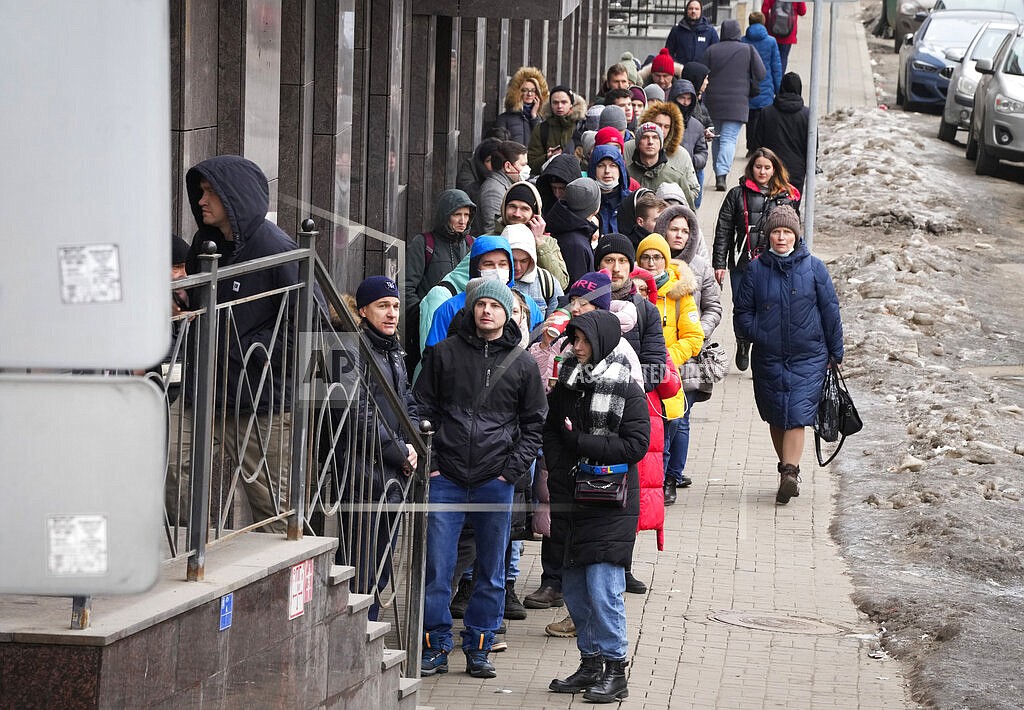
top-left (733, 205), bottom-right (844, 504)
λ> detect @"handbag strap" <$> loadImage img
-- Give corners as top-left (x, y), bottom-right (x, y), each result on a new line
top-left (815, 428), bottom-right (846, 466)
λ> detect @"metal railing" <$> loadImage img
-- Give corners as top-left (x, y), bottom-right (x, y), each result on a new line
top-left (608, 0), bottom-right (720, 39)
top-left (157, 220), bottom-right (431, 677)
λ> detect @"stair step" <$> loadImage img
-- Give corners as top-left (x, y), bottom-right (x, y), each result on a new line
top-left (328, 564), bottom-right (355, 586)
top-left (381, 648), bottom-right (407, 671)
top-left (346, 593), bottom-right (374, 615)
top-left (399, 677), bottom-right (422, 700)
top-left (366, 620), bottom-right (391, 642)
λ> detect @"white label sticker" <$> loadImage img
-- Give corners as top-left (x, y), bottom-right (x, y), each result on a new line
top-left (47, 514), bottom-right (108, 575)
top-left (58, 244), bottom-right (122, 304)
top-left (288, 563), bottom-right (305, 619)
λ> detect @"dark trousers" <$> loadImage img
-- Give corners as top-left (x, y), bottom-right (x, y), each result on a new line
top-left (746, 108), bottom-right (762, 152)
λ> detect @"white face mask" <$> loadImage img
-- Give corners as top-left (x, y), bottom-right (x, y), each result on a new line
top-left (479, 267), bottom-right (511, 284)
top-left (518, 165), bottom-right (532, 182)
top-left (596, 176), bottom-right (618, 193)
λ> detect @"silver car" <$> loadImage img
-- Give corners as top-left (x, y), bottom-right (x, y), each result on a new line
top-left (938, 20), bottom-right (1019, 141)
top-left (967, 24), bottom-right (1024, 173)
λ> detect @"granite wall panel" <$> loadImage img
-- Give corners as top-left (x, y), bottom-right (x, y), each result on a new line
top-left (0, 643), bottom-right (101, 709)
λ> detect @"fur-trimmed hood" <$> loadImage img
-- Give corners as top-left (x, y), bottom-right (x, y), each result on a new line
top-left (653, 204), bottom-right (701, 259)
top-left (638, 101), bottom-right (683, 157)
top-left (539, 92), bottom-right (589, 122)
top-left (504, 66), bottom-right (549, 112)
top-left (666, 259), bottom-right (697, 298)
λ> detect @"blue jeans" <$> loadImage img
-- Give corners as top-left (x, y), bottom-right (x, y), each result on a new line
top-left (423, 475), bottom-right (513, 653)
top-left (664, 390), bottom-right (698, 482)
top-left (695, 168), bottom-right (705, 208)
top-left (561, 563), bottom-right (628, 660)
top-left (712, 120), bottom-right (743, 178)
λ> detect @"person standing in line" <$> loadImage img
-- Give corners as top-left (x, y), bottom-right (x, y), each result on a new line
top-left (416, 281), bottom-right (547, 678)
top-left (527, 85), bottom-right (588, 174)
top-left (545, 309), bottom-right (651, 703)
top-left (665, 0), bottom-right (720, 65)
top-left (712, 147), bottom-right (799, 372)
top-left (702, 19), bottom-right (766, 191)
top-left (752, 72), bottom-right (811, 196)
top-left (762, 0), bottom-right (807, 74)
top-left (491, 67), bottom-right (549, 146)
top-left (733, 205), bottom-right (843, 504)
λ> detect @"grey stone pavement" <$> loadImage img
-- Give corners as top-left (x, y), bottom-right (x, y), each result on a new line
top-left (419, 6), bottom-right (915, 708)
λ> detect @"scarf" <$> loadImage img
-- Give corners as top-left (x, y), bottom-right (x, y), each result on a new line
top-left (654, 271), bottom-right (671, 289)
top-left (559, 346), bottom-right (633, 436)
top-left (611, 281), bottom-right (634, 301)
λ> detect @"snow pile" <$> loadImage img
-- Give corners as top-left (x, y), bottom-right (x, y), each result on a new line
top-left (816, 107), bottom-right (963, 234)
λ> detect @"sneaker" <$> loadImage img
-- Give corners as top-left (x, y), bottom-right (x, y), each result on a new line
top-left (491, 636), bottom-right (508, 653)
top-left (735, 341), bottom-right (750, 372)
top-left (449, 577), bottom-right (473, 619)
top-left (503, 580), bottom-right (527, 620)
top-left (421, 647), bottom-right (449, 676)
top-left (663, 478), bottom-right (677, 505)
top-left (465, 649), bottom-right (496, 678)
top-left (545, 614), bottom-right (577, 637)
top-left (624, 571), bottom-right (647, 594)
top-left (523, 585), bottom-right (564, 609)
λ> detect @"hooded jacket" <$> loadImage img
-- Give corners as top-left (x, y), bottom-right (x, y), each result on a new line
top-left (665, 13), bottom-right (720, 64)
top-left (734, 241), bottom-right (843, 429)
top-left (544, 310), bottom-right (649, 568)
top-left (703, 20), bottom-right (767, 124)
top-left (713, 178), bottom-right (800, 271)
top-left (589, 144), bottom-right (632, 235)
top-left (421, 235), bottom-right (543, 350)
top-left (663, 85), bottom-right (710, 172)
top-left (185, 155), bottom-right (299, 413)
top-left (742, 23), bottom-right (783, 110)
top-left (545, 199), bottom-right (598, 284)
top-left (494, 179), bottom-right (570, 288)
top-left (405, 189), bottom-right (476, 311)
top-left (679, 62), bottom-right (715, 131)
top-left (537, 153), bottom-right (583, 214)
top-left (652, 202), bottom-right (710, 264)
top-left (527, 93), bottom-right (589, 173)
top-left (752, 72), bottom-right (811, 193)
top-left (626, 136), bottom-right (699, 210)
top-left (658, 211), bottom-right (723, 338)
top-left (492, 66), bottom-right (549, 145)
top-left (415, 307), bottom-right (548, 488)
top-left (505, 224), bottom-right (564, 317)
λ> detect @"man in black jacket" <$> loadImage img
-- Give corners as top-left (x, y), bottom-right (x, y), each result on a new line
top-left (415, 280), bottom-right (547, 679)
top-left (751, 72), bottom-right (810, 196)
top-left (172, 156), bottom-right (301, 534)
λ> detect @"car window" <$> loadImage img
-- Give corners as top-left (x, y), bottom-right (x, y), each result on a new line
top-left (936, 0), bottom-right (1024, 16)
top-left (972, 28), bottom-right (1015, 58)
top-left (1004, 36), bottom-right (1024, 74)
top-left (925, 16), bottom-right (990, 43)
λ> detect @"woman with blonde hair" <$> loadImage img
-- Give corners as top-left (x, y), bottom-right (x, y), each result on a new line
top-left (492, 67), bottom-right (550, 146)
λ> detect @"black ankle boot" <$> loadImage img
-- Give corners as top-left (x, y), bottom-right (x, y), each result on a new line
top-left (548, 654), bottom-right (603, 693)
top-left (583, 658), bottom-right (629, 703)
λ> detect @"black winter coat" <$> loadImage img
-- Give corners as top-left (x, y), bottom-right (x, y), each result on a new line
top-left (713, 178), bottom-right (798, 272)
top-left (618, 294), bottom-right (667, 392)
top-left (545, 200), bottom-right (597, 284)
top-left (185, 156), bottom-right (300, 414)
top-left (752, 80), bottom-right (810, 195)
top-left (414, 314), bottom-right (547, 488)
top-left (492, 109), bottom-right (540, 146)
top-left (544, 312), bottom-right (650, 569)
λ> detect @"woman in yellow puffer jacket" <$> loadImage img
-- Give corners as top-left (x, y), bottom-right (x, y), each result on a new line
top-left (636, 233), bottom-right (704, 504)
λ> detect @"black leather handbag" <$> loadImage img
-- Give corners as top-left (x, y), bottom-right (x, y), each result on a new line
top-left (814, 362), bottom-right (862, 465)
top-left (573, 463), bottom-right (628, 508)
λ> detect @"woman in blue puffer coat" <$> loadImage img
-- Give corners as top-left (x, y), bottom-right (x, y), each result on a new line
top-left (733, 205), bottom-right (843, 505)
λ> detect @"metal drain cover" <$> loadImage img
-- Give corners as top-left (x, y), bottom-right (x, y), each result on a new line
top-left (709, 610), bottom-right (843, 635)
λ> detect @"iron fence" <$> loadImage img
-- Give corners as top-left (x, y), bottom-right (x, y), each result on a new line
top-left (608, 0), bottom-right (719, 39)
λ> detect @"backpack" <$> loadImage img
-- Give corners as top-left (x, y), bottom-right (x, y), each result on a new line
top-left (423, 231), bottom-right (474, 267)
top-left (536, 268), bottom-right (556, 304)
top-left (768, 1), bottom-right (794, 38)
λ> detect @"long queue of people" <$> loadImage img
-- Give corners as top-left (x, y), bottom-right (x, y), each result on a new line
top-left (345, 8), bottom-right (843, 702)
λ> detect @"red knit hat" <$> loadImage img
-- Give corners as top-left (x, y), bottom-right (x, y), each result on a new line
top-left (594, 126), bottom-right (625, 153)
top-left (651, 48), bottom-right (675, 76)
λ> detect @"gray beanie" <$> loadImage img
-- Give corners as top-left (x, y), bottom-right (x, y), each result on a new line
top-left (656, 181), bottom-right (688, 206)
top-left (585, 105), bottom-right (605, 132)
top-left (564, 177), bottom-right (602, 221)
top-left (598, 104), bottom-right (627, 132)
top-left (470, 279), bottom-right (514, 319)
top-left (643, 84), bottom-right (666, 102)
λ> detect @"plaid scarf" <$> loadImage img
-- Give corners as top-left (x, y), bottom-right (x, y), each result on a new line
top-left (558, 344), bottom-right (633, 436)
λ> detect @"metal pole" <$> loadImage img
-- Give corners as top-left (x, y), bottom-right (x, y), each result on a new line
top-left (827, 1), bottom-right (838, 113)
top-left (187, 244), bottom-right (220, 582)
top-left (71, 595), bottom-right (91, 630)
top-left (288, 219), bottom-right (318, 541)
top-left (804, 0), bottom-right (825, 251)
top-left (407, 420), bottom-right (433, 678)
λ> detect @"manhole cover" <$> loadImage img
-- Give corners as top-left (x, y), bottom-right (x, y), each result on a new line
top-left (709, 610), bottom-right (843, 635)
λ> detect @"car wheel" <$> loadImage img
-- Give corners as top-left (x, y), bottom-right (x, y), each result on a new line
top-left (965, 126), bottom-right (978, 160)
top-left (896, 75), bottom-right (906, 107)
top-left (975, 134), bottom-right (999, 176)
top-left (937, 118), bottom-right (957, 143)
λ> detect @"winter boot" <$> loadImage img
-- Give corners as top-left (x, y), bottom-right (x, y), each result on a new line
top-left (583, 658), bottom-right (629, 703)
top-left (503, 580), bottom-right (528, 620)
top-left (545, 614), bottom-right (577, 637)
top-left (549, 654), bottom-right (604, 693)
top-left (735, 340), bottom-right (751, 371)
top-left (624, 571), bottom-right (647, 594)
top-left (776, 463), bottom-right (801, 504)
top-left (715, 174), bottom-right (727, 191)
top-left (449, 577), bottom-right (473, 619)
top-left (663, 477), bottom-right (678, 505)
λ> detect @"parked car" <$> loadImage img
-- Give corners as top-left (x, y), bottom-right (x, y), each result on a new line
top-left (933, 0), bottom-right (1024, 15)
top-left (888, 0), bottom-right (937, 52)
top-left (966, 24), bottom-right (1024, 173)
top-left (938, 20), bottom-right (1020, 141)
top-left (897, 9), bottom-right (1018, 108)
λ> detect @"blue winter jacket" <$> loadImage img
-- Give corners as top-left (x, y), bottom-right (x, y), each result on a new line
top-left (733, 243), bottom-right (844, 429)
top-left (743, 24), bottom-right (783, 110)
top-left (665, 16), bottom-right (720, 64)
top-left (589, 144), bottom-right (632, 236)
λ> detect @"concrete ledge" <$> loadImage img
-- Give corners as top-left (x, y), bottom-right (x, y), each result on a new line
top-left (0, 533), bottom-right (337, 646)
top-left (328, 564), bottom-right (355, 586)
top-left (366, 620), bottom-right (391, 642)
top-left (398, 677), bottom-right (422, 699)
top-left (347, 593), bottom-right (374, 615)
top-left (381, 648), bottom-right (407, 670)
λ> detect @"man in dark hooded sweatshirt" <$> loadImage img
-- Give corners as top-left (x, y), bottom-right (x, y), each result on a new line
top-left (751, 72), bottom-right (810, 196)
top-left (405, 188), bottom-right (476, 367)
top-left (182, 155), bottom-right (300, 534)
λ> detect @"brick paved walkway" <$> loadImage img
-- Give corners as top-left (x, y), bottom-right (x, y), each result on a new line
top-left (418, 5), bottom-right (913, 707)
